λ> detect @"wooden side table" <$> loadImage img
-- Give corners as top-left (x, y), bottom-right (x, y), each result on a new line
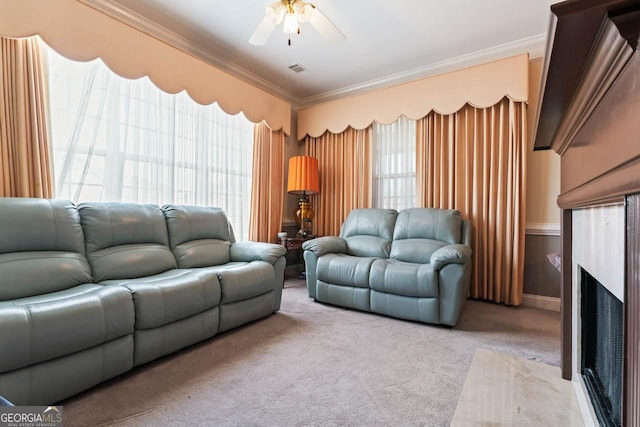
top-left (278, 236), bottom-right (314, 279)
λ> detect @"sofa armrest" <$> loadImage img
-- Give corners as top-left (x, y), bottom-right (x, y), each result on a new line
top-left (230, 242), bottom-right (286, 265)
top-left (430, 244), bottom-right (472, 271)
top-left (302, 236), bottom-right (347, 257)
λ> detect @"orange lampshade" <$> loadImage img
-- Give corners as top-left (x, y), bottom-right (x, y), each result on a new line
top-left (287, 156), bottom-right (319, 195)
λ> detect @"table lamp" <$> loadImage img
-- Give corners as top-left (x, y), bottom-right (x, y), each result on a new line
top-left (287, 155), bottom-right (319, 237)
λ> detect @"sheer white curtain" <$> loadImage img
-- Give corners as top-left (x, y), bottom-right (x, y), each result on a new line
top-left (372, 116), bottom-right (416, 210)
top-left (47, 49), bottom-right (254, 239)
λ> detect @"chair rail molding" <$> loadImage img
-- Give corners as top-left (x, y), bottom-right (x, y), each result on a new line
top-left (525, 222), bottom-right (561, 236)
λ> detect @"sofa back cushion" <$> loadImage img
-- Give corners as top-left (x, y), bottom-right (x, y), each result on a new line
top-left (162, 205), bottom-right (235, 268)
top-left (0, 198), bottom-right (92, 300)
top-left (78, 202), bottom-right (177, 281)
top-left (391, 208), bottom-right (463, 263)
top-left (340, 209), bottom-right (398, 258)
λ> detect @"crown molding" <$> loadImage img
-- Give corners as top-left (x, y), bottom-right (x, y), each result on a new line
top-left (77, 0), bottom-right (297, 104)
top-left (298, 33), bottom-right (547, 108)
top-left (76, 0), bottom-right (546, 111)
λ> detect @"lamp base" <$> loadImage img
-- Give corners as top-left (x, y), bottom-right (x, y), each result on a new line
top-left (294, 195), bottom-right (315, 238)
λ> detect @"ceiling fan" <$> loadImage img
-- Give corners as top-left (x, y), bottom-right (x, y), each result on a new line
top-left (249, 0), bottom-right (346, 46)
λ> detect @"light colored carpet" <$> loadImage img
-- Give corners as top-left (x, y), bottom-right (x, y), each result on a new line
top-left (61, 279), bottom-right (560, 426)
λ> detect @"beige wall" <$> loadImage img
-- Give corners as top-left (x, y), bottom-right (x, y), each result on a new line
top-left (526, 58), bottom-right (561, 230)
top-left (523, 58), bottom-right (561, 300)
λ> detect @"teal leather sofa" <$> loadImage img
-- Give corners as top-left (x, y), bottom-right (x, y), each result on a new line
top-left (303, 208), bottom-right (472, 326)
top-left (0, 198), bottom-right (286, 405)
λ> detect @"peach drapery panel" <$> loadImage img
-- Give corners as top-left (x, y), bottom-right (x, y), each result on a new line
top-left (304, 127), bottom-right (372, 237)
top-left (0, 36), bottom-right (53, 198)
top-left (417, 98), bottom-right (527, 306)
top-left (249, 122), bottom-right (284, 242)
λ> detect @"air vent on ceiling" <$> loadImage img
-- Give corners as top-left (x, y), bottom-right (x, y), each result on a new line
top-left (288, 63), bottom-right (307, 73)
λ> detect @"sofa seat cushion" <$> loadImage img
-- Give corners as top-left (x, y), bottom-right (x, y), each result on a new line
top-left (198, 261), bottom-right (274, 304)
top-left (101, 270), bottom-right (221, 330)
top-left (0, 284), bottom-right (134, 373)
top-left (317, 254), bottom-right (376, 288)
top-left (370, 259), bottom-right (438, 298)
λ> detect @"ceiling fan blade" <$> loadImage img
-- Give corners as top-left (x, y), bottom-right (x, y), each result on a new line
top-left (309, 6), bottom-right (346, 43)
top-left (249, 15), bottom-right (277, 46)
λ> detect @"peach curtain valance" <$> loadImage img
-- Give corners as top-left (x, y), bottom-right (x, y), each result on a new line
top-left (297, 54), bottom-right (529, 140)
top-left (0, 0), bottom-right (291, 135)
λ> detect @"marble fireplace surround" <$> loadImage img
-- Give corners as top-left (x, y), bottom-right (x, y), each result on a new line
top-left (571, 204), bottom-right (625, 425)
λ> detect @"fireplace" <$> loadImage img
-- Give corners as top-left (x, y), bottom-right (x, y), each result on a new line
top-left (571, 204), bottom-right (626, 425)
top-left (533, 1), bottom-right (640, 424)
top-left (580, 268), bottom-right (623, 427)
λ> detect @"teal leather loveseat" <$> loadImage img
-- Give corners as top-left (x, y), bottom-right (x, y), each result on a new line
top-left (303, 208), bottom-right (472, 326)
top-left (0, 198), bottom-right (286, 405)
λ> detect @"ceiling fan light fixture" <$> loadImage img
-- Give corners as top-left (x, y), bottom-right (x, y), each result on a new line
top-left (283, 12), bottom-right (299, 34)
top-left (265, 4), bottom-right (285, 25)
top-left (249, 0), bottom-right (345, 47)
top-left (295, 2), bottom-right (314, 23)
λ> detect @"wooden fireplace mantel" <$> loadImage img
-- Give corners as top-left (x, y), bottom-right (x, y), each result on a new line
top-left (534, 0), bottom-right (639, 151)
top-left (534, 0), bottom-right (640, 209)
top-left (534, 1), bottom-right (640, 425)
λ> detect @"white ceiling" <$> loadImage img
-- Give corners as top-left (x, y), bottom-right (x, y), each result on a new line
top-left (89, 0), bottom-right (556, 107)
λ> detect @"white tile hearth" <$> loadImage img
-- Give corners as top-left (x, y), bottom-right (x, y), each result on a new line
top-left (451, 348), bottom-right (583, 426)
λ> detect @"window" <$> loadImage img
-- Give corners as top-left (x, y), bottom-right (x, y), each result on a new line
top-left (47, 49), bottom-right (254, 239)
top-left (372, 116), bottom-right (416, 210)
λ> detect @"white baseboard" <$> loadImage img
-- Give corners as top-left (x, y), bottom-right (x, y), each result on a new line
top-left (522, 293), bottom-right (561, 312)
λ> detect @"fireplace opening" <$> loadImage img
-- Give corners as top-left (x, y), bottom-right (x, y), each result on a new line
top-left (580, 267), bottom-right (623, 427)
